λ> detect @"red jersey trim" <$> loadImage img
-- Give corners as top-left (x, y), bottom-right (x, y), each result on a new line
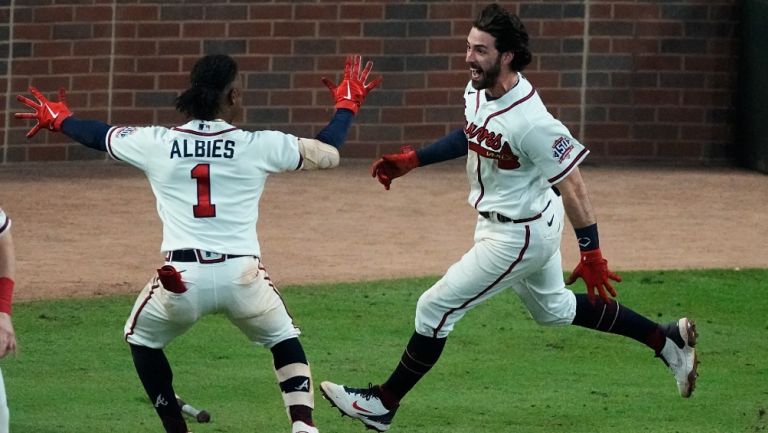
top-left (171, 127), bottom-right (238, 136)
top-left (482, 87), bottom-right (536, 129)
top-left (548, 148), bottom-right (589, 183)
top-left (469, 83), bottom-right (536, 210)
top-left (473, 157), bottom-right (484, 209)
top-left (432, 225), bottom-right (531, 337)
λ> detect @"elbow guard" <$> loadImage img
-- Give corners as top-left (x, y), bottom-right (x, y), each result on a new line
top-left (298, 138), bottom-right (340, 170)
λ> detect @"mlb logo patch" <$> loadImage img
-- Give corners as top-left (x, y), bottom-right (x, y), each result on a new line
top-left (116, 127), bottom-right (136, 138)
top-left (552, 136), bottom-right (574, 163)
top-left (198, 123), bottom-right (211, 131)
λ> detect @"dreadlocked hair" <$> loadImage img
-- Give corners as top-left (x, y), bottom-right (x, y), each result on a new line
top-left (473, 3), bottom-right (532, 71)
top-left (175, 54), bottom-right (238, 120)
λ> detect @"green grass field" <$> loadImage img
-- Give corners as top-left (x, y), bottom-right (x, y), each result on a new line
top-left (5, 269), bottom-right (767, 433)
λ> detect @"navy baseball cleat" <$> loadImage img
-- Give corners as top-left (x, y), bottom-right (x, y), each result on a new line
top-left (657, 317), bottom-right (698, 397)
top-left (320, 381), bottom-right (397, 432)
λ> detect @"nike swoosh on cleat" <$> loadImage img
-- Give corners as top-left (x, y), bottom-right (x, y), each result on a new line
top-left (351, 400), bottom-right (373, 414)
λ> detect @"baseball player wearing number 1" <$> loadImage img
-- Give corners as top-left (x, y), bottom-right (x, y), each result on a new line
top-left (320, 4), bottom-right (698, 432)
top-left (0, 208), bottom-right (18, 433)
top-left (15, 54), bottom-right (381, 433)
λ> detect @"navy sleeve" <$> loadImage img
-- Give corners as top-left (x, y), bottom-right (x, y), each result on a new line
top-left (415, 128), bottom-right (468, 167)
top-left (314, 109), bottom-right (355, 149)
top-left (60, 117), bottom-right (112, 152)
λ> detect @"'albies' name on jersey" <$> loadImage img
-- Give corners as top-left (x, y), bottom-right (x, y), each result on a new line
top-left (169, 138), bottom-right (235, 159)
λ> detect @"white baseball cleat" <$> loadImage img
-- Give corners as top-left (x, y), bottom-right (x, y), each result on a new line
top-left (320, 381), bottom-right (397, 432)
top-left (292, 420), bottom-right (319, 433)
top-left (657, 317), bottom-right (698, 397)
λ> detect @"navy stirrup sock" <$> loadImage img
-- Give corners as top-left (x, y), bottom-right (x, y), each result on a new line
top-left (381, 332), bottom-right (447, 406)
top-left (572, 294), bottom-right (665, 352)
top-left (129, 344), bottom-right (188, 433)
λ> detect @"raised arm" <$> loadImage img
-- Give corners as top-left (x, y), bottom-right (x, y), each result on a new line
top-left (298, 55), bottom-right (382, 170)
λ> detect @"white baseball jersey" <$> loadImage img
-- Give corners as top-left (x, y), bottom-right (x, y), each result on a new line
top-left (463, 73), bottom-right (588, 220)
top-left (105, 119), bottom-right (301, 256)
top-left (415, 74), bottom-right (588, 338)
top-left (0, 208), bottom-right (10, 238)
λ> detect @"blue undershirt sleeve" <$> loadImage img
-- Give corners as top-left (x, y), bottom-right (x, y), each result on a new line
top-left (314, 109), bottom-right (355, 149)
top-left (60, 117), bottom-right (111, 152)
top-left (415, 128), bottom-right (468, 167)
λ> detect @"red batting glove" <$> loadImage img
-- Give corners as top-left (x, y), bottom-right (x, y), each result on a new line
top-left (321, 54), bottom-right (383, 115)
top-left (565, 248), bottom-right (622, 303)
top-left (370, 146), bottom-right (420, 190)
top-left (15, 86), bottom-right (73, 138)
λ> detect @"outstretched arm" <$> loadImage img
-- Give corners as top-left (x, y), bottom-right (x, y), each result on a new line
top-left (299, 55), bottom-right (382, 170)
top-left (15, 86), bottom-right (112, 151)
top-left (370, 128), bottom-right (468, 190)
top-left (557, 167), bottom-right (621, 303)
top-left (60, 117), bottom-right (111, 151)
top-left (415, 128), bottom-right (469, 166)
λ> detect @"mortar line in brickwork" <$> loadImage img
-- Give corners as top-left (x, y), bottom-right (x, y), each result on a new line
top-left (579, 0), bottom-right (591, 143)
top-left (2, 0), bottom-right (16, 165)
top-left (107, 0), bottom-right (117, 126)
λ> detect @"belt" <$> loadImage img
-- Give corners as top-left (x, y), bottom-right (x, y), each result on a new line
top-left (166, 249), bottom-right (252, 264)
top-left (479, 200), bottom-right (551, 224)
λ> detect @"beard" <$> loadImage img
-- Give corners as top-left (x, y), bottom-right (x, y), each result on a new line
top-left (470, 55), bottom-right (503, 90)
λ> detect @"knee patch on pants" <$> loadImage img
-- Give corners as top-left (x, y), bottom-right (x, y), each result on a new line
top-left (275, 363), bottom-right (314, 409)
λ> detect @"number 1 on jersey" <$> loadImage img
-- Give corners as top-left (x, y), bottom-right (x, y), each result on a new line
top-left (191, 163), bottom-right (216, 218)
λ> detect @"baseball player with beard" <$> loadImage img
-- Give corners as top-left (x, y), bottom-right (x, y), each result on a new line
top-left (16, 54), bottom-right (381, 433)
top-left (320, 4), bottom-right (698, 432)
top-left (0, 207), bottom-right (18, 433)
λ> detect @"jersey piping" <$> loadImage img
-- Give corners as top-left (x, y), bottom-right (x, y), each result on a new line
top-left (170, 126), bottom-right (239, 136)
top-left (105, 126), bottom-right (122, 161)
top-left (124, 278), bottom-right (158, 340)
top-left (432, 225), bottom-right (531, 337)
top-left (481, 87), bottom-right (536, 129)
top-left (473, 157), bottom-right (485, 209)
top-left (547, 147), bottom-right (589, 183)
top-left (469, 86), bottom-right (537, 211)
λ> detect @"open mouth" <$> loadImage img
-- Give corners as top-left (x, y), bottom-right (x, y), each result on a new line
top-left (470, 67), bottom-right (482, 80)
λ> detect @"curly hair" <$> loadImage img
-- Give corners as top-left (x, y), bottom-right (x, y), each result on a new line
top-left (473, 3), bottom-right (533, 71)
top-left (175, 54), bottom-right (238, 120)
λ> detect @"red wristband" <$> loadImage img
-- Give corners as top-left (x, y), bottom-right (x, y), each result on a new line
top-left (0, 277), bottom-right (14, 315)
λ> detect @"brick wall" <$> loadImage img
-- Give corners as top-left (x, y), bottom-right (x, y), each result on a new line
top-left (0, 1), bottom-right (740, 164)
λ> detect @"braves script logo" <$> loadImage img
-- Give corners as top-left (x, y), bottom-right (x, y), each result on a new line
top-left (116, 127), bottom-right (137, 138)
top-left (552, 136), bottom-right (574, 164)
top-left (465, 122), bottom-right (520, 169)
